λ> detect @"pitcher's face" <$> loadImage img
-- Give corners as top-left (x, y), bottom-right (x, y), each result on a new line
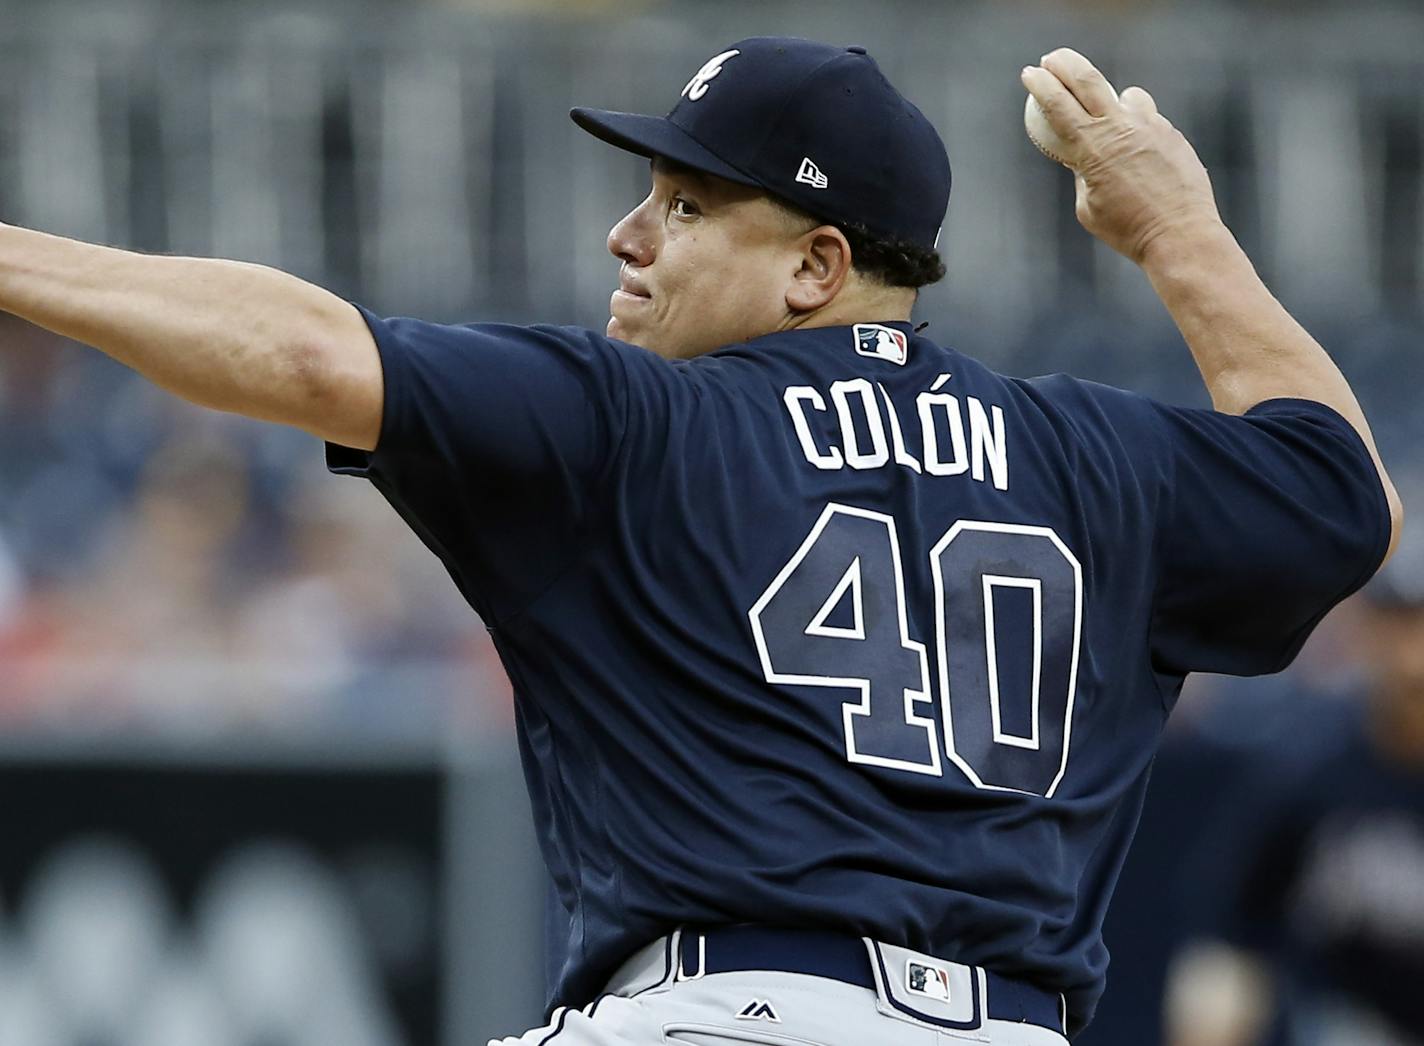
top-left (605, 160), bottom-right (812, 359)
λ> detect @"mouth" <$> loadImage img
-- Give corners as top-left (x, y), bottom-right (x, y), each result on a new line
top-left (610, 283), bottom-right (652, 321)
top-left (615, 266), bottom-right (652, 302)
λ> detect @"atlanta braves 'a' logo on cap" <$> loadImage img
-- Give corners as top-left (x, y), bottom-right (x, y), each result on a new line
top-left (682, 49), bottom-right (741, 102)
top-left (853, 324), bottom-right (909, 366)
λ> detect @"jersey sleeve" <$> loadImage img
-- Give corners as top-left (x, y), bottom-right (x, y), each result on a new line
top-left (325, 306), bottom-right (632, 624)
top-left (1148, 397), bottom-right (1391, 677)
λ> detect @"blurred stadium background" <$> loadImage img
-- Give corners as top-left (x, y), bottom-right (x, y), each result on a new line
top-left (0, 0), bottom-right (1420, 1043)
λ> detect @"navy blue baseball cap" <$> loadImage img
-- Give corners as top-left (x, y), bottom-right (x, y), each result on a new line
top-left (571, 37), bottom-right (951, 252)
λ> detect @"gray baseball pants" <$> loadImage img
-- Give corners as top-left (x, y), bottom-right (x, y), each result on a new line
top-left (490, 932), bottom-right (1071, 1046)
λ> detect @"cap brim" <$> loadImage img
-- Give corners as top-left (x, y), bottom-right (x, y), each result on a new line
top-left (570, 108), bottom-right (761, 188)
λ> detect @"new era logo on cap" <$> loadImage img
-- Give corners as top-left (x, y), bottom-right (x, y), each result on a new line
top-left (796, 157), bottom-right (828, 189)
top-left (854, 324), bottom-right (908, 366)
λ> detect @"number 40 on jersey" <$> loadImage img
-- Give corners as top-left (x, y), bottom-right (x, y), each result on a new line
top-left (749, 504), bottom-right (1083, 799)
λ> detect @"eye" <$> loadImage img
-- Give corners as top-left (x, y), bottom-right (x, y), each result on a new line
top-left (670, 194), bottom-right (701, 219)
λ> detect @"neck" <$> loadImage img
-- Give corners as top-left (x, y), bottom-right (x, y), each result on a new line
top-left (783, 286), bottom-right (917, 333)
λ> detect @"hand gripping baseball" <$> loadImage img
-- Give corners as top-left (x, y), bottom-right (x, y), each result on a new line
top-left (1021, 49), bottom-right (1222, 265)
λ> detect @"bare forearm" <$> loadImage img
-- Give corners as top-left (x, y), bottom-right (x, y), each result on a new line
top-left (0, 224), bottom-right (381, 446)
top-left (1143, 223), bottom-right (1402, 549)
top-left (1143, 224), bottom-right (1354, 416)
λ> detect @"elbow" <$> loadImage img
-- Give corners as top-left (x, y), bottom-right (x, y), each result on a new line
top-left (271, 335), bottom-right (342, 428)
top-left (284, 336), bottom-right (331, 404)
top-left (280, 323), bottom-right (384, 451)
top-left (279, 335), bottom-right (350, 441)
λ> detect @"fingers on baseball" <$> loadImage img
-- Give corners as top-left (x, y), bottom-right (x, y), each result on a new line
top-left (1021, 65), bottom-right (1089, 140)
top-left (1119, 86), bottom-right (1159, 118)
top-left (1040, 48), bottom-right (1118, 117)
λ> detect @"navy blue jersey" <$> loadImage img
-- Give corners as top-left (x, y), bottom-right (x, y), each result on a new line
top-left (327, 312), bottom-right (1390, 1033)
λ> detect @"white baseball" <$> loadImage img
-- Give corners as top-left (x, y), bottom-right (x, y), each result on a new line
top-left (1023, 84), bottom-right (1119, 169)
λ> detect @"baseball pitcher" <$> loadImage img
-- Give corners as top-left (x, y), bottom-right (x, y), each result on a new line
top-left (0, 39), bottom-right (1402, 1045)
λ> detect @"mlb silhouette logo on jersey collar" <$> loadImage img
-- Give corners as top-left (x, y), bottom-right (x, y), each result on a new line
top-left (854, 323), bottom-right (910, 366)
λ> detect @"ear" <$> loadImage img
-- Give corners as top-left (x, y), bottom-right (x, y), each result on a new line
top-left (785, 226), bottom-right (852, 313)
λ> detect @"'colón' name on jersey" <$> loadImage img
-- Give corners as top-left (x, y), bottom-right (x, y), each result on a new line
top-left (782, 370), bottom-right (1008, 491)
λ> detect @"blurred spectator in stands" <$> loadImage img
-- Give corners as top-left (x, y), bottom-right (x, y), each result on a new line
top-left (1164, 517), bottom-right (1424, 1046)
top-left (0, 319), bottom-right (508, 738)
top-left (47, 427), bottom-right (254, 726)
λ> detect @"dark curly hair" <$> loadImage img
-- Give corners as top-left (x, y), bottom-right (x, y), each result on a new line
top-left (838, 221), bottom-right (947, 289)
top-left (773, 199), bottom-right (947, 290)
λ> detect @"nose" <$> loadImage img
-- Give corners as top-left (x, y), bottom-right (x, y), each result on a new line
top-left (607, 196), bottom-right (656, 268)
